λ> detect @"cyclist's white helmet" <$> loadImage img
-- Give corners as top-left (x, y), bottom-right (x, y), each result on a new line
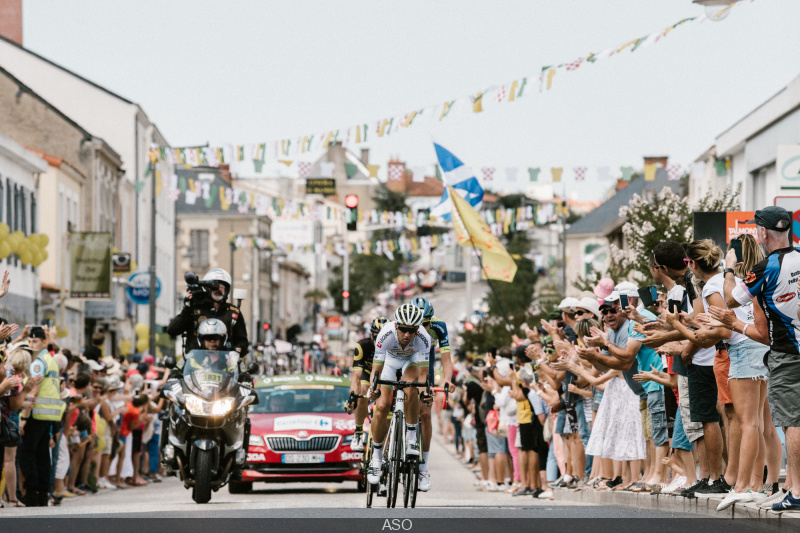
top-left (394, 303), bottom-right (425, 327)
top-left (197, 318), bottom-right (228, 346)
top-left (203, 268), bottom-right (232, 294)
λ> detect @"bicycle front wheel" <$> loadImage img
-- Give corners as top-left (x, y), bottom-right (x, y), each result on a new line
top-left (389, 410), bottom-right (404, 508)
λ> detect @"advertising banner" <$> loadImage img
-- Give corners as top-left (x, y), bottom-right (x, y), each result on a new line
top-left (69, 232), bottom-right (112, 299)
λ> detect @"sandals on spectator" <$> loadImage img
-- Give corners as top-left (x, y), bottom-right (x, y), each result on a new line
top-left (6, 499), bottom-right (26, 507)
top-left (614, 481), bottom-right (636, 491)
top-left (69, 487), bottom-right (87, 496)
top-left (595, 479), bottom-right (612, 491)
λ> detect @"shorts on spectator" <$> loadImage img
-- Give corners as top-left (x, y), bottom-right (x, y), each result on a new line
top-left (727, 339), bottom-right (768, 380)
top-left (714, 349), bottom-right (733, 405)
top-left (671, 407), bottom-right (693, 451)
top-left (518, 422), bottom-right (535, 451)
top-left (677, 374), bottom-right (703, 442)
top-left (485, 427), bottom-right (509, 457)
top-left (687, 364), bottom-right (720, 423)
top-left (647, 388), bottom-right (668, 447)
top-left (131, 429), bottom-right (143, 454)
top-left (765, 349), bottom-right (800, 427)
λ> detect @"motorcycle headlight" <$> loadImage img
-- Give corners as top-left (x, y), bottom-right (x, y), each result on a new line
top-left (249, 435), bottom-right (265, 447)
top-left (185, 394), bottom-right (205, 415)
top-left (211, 398), bottom-right (234, 416)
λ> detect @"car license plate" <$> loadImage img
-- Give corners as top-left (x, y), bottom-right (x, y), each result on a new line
top-left (282, 454), bottom-right (325, 464)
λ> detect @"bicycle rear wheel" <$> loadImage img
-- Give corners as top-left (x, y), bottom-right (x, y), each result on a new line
top-left (389, 411), bottom-right (404, 508)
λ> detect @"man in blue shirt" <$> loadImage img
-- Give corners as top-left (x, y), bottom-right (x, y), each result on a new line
top-left (583, 287), bottom-right (669, 488)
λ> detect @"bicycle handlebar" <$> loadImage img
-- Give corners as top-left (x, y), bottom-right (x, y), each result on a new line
top-left (431, 385), bottom-right (451, 410)
top-left (375, 379), bottom-right (429, 389)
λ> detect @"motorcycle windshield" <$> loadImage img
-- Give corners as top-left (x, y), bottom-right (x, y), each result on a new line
top-left (182, 350), bottom-right (239, 399)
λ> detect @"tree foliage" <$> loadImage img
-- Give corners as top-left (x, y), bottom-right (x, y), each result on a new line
top-left (577, 185), bottom-right (740, 288)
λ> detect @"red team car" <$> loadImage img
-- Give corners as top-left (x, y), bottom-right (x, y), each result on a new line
top-left (229, 374), bottom-right (364, 493)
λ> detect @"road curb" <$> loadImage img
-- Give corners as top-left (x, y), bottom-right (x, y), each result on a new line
top-left (552, 488), bottom-right (800, 526)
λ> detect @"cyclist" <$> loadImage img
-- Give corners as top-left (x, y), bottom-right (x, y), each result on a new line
top-left (366, 304), bottom-right (432, 485)
top-left (411, 296), bottom-right (455, 492)
top-left (348, 316), bottom-right (389, 451)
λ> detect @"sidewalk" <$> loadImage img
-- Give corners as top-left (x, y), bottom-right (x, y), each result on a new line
top-left (552, 487), bottom-right (800, 528)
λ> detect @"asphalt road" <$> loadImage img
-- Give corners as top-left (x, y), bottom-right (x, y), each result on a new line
top-left (4, 429), bottom-right (708, 519)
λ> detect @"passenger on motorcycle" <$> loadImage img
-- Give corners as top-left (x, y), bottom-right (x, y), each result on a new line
top-left (347, 316), bottom-right (389, 452)
top-left (366, 304), bottom-right (431, 485)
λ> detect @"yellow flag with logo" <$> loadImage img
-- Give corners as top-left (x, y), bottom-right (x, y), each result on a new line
top-left (448, 186), bottom-right (517, 282)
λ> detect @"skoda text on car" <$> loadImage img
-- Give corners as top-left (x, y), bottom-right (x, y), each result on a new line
top-left (231, 373), bottom-right (363, 492)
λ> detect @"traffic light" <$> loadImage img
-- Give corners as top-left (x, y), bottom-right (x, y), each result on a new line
top-left (262, 322), bottom-right (270, 331)
top-left (341, 290), bottom-right (350, 300)
top-left (464, 321), bottom-right (474, 331)
top-left (345, 194), bottom-right (359, 231)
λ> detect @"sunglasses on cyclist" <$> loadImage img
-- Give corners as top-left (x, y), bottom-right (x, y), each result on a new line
top-left (422, 319), bottom-right (431, 327)
top-left (397, 326), bottom-right (418, 334)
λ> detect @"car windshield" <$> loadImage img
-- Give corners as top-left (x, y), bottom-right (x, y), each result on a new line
top-left (250, 385), bottom-right (349, 414)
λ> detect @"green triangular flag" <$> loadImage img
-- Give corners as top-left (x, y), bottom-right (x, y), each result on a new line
top-left (204, 186), bottom-right (218, 208)
top-left (517, 77), bottom-right (528, 98)
top-left (344, 163), bottom-right (358, 178)
top-left (528, 167), bottom-right (540, 182)
top-left (620, 166), bottom-right (635, 182)
top-left (435, 165), bottom-right (442, 182)
top-left (253, 159), bottom-right (265, 173)
top-left (179, 176), bottom-right (187, 193)
top-left (144, 163), bottom-right (152, 178)
top-left (135, 180), bottom-right (145, 194)
top-left (714, 160), bottom-right (727, 176)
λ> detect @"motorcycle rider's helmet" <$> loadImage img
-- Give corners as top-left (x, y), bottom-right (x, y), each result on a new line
top-left (197, 318), bottom-right (228, 348)
top-left (394, 303), bottom-right (425, 327)
top-left (370, 316), bottom-right (389, 336)
top-left (411, 296), bottom-right (434, 320)
top-left (203, 268), bottom-right (232, 299)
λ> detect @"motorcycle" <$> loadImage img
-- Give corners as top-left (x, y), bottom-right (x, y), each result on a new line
top-left (162, 350), bottom-right (259, 503)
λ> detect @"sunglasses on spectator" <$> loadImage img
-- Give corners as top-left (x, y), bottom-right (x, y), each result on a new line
top-left (397, 326), bottom-right (417, 334)
top-left (92, 385), bottom-right (103, 390)
top-left (574, 310), bottom-right (589, 317)
top-left (601, 307), bottom-right (619, 316)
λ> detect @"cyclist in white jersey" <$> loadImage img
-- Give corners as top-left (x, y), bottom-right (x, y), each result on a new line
top-left (366, 303), bottom-right (431, 484)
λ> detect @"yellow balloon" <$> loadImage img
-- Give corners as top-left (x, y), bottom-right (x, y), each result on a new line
top-left (135, 322), bottom-right (150, 338)
top-left (19, 251), bottom-right (32, 265)
top-left (27, 234), bottom-right (38, 247)
top-left (136, 339), bottom-right (148, 353)
top-left (0, 223), bottom-right (9, 239)
top-left (0, 241), bottom-right (10, 260)
top-left (39, 234), bottom-right (49, 247)
top-left (41, 249), bottom-right (48, 261)
top-left (12, 230), bottom-right (23, 239)
top-left (119, 339), bottom-right (132, 356)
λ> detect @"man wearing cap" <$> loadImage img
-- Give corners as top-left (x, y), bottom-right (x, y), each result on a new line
top-left (723, 206), bottom-right (800, 512)
top-left (464, 359), bottom-right (490, 488)
top-left (19, 326), bottom-right (65, 507)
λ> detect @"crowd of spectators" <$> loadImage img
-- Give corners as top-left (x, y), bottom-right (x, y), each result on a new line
top-left (1, 307), bottom-right (170, 508)
top-left (439, 206), bottom-right (795, 513)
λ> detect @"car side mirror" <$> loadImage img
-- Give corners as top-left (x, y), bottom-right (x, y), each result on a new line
top-left (164, 357), bottom-right (177, 369)
top-left (246, 362), bottom-right (259, 375)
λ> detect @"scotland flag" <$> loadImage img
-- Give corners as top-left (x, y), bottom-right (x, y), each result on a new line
top-left (429, 142), bottom-right (484, 221)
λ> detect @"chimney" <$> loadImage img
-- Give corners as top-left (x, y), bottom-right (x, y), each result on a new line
top-left (360, 148), bottom-right (369, 166)
top-left (0, 0), bottom-right (22, 46)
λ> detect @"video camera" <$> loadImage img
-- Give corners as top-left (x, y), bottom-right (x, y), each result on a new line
top-left (184, 271), bottom-right (221, 307)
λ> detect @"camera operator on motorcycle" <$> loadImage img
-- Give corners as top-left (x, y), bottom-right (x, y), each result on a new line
top-left (167, 268), bottom-right (249, 357)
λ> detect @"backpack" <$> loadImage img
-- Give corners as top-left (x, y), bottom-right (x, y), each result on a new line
top-left (486, 409), bottom-right (500, 436)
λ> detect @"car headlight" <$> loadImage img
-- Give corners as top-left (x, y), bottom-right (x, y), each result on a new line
top-left (249, 435), bottom-right (265, 447)
top-left (185, 394), bottom-right (205, 415)
top-left (212, 398), bottom-right (234, 416)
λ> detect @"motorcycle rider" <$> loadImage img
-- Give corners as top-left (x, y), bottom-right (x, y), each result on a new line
top-left (189, 319), bottom-right (237, 372)
top-left (167, 268), bottom-right (249, 357)
top-left (347, 316), bottom-right (389, 451)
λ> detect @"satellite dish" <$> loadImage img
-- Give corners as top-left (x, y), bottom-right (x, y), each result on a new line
top-left (705, 4), bottom-right (732, 21)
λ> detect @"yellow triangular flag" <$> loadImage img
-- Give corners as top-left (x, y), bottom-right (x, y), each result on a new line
top-left (644, 162), bottom-right (656, 181)
top-left (448, 186), bottom-right (517, 282)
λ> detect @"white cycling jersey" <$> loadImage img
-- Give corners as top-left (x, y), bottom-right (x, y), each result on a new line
top-left (374, 321), bottom-right (431, 367)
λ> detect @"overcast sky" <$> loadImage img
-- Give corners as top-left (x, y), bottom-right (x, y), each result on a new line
top-left (20, 0), bottom-right (800, 200)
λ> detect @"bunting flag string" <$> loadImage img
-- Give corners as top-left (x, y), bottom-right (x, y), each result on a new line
top-left (145, 3), bottom-right (746, 168)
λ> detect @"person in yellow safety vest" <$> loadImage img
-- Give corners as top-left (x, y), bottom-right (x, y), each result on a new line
top-left (19, 326), bottom-right (65, 507)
